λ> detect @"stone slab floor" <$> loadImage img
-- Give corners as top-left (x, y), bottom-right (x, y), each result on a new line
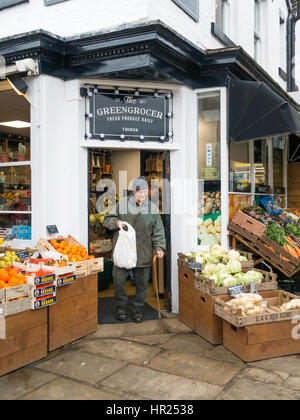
top-left (1, 318), bottom-right (300, 400)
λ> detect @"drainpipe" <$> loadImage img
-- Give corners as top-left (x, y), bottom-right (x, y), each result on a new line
top-left (286, 0), bottom-right (300, 92)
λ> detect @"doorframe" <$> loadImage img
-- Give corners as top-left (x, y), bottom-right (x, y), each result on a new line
top-left (88, 147), bottom-right (173, 312)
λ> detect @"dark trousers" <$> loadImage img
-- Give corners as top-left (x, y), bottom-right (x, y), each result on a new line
top-left (113, 265), bottom-right (151, 311)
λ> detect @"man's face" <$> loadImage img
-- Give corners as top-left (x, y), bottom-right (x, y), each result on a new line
top-left (133, 189), bottom-right (148, 204)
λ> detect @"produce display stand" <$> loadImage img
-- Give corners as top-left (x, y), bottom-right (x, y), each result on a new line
top-left (194, 268), bottom-right (278, 296)
top-left (48, 273), bottom-right (99, 352)
top-left (0, 309), bottom-right (47, 377)
top-left (215, 290), bottom-right (300, 362)
top-left (0, 237), bottom-right (103, 376)
top-left (229, 210), bottom-right (300, 277)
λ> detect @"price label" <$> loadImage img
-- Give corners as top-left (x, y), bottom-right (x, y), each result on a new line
top-left (228, 285), bottom-right (245, 297)
top-left (4, 234), bottom-right (16, 241)
top-left (47, 225), bottom-right (59, 234)
top-left (250, 282), bottom-right (257, 294)
top-left (188, 262), bottom-right (202, 270)
top-left (15, 250), bottom-right (31, 261)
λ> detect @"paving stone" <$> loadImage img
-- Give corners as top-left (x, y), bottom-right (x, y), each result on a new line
top-left (244, 368), bottom-right (284, 385)
top-left (285, 376), bottom-right (300, 391)
top-left (248, 356), bottom-right (300, 377)
top-left (204, 346), bottom-right (245, 365)
top-left (74, 338), bottom-right (161, 365)
top-left (149, 350), bottom-right (242, 386)
top-left (35, 351), bottom-right (127, 385)
top-left (158, 333), bottom-right (213, 354)
top-left (220, 376), bottom-right (300, 400)
top-left (0, 368), bottom-right (57, 400)
top-left (21, 377), bottom-right (122, 400)
top-left (123, 334), bottom-right (174, 346)
top-left (102, 365), bottom-right (222, 400)
top-left (90, 320), bottom-right (165, 339)
top-left (161, 318), bottom-right (193, 333)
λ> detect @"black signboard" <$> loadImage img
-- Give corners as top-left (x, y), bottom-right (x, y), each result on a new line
top-left (47, 225), bottom-right (59, 234)
top-left (88, 90), bottom-right (171, 142)
top-left (188, 262), bottom-right (202, 271)
top-left (15, 250), bottom-right (31, 260)
top-left (228, 285), bottom-right (245, 298)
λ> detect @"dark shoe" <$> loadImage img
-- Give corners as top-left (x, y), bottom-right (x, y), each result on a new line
top-left (130, 309), bottom-right (143, 323)
top-left (116, 306), bottom-right (127, 321)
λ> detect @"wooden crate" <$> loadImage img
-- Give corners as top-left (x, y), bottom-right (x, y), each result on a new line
top-left (48, 273), bottom-right (98, 351)
top-left (0, 309), bottom-right (47, 376)
top-left (87, 257), bottom-right (104, 275)
top-left (194, 268), bottom-right (278, 296)
top-left (178, 266), bottom-right (196, 330)
top-left (178, 250), bottom-right (254, 271)
top-left (228, 221), bottom-right (259, 244)
top-left (193, 290), bottom-right (276, 346)
top-left (232, 211), bottom-right (266, 237)
top-left (194, 289), bottom-right (228, 345)
top-left (215, 290), bottom-right (300, 328)
top-left (223, 320), bottom-right (300, 362)
top-left (229, 231), bottom-right (300, 278)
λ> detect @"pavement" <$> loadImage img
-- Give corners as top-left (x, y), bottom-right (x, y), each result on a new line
top-left (1, 317), bottom-right (300, 400)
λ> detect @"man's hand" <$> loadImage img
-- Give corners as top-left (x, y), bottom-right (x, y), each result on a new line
top-left (156, 250), bottom-right (164, 259)
top-left (117, 220), bottom-right (126, 230)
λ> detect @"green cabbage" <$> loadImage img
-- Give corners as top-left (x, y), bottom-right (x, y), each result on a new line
top-left (243, 270), bottom-right (264, 284)
top-left (227, 250), bottom-right (240, 261)
top-left (227, 260), bottom-right (242, 274)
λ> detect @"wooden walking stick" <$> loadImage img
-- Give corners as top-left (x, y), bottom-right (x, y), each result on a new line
top-left (152, 254), bottom-right (161, 319)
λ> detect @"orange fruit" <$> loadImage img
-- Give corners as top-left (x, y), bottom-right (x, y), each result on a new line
top-left (8, 269), bottom-right (18, 278)
top-left (0, 269), bottom-right (9, 283)
top-left (0, 280), bottom-right (6, 289)
top-left (8, 277), bottom-right (20, 287)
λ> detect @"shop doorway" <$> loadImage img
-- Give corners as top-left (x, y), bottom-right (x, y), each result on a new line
top-left (88, 149), bottom-right (172, 324)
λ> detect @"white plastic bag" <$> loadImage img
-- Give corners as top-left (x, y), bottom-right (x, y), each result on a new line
top-left (113, 222), bottom-right (137, 269)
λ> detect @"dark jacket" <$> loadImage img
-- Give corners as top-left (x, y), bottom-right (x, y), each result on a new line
top-left (104, 196), bottom-right (166, 268)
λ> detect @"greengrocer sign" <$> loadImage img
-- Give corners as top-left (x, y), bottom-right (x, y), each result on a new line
top-left (89, 90), bottom-right (170, 142)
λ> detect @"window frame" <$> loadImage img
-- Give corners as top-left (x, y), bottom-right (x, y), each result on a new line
top-left (0, 0), bottom-right (28, 11)
top-left (172, 0), bottom-right (199, 22)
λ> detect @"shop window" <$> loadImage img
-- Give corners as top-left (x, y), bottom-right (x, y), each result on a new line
top-left (172, 0), bottom-right (199, 21)
top-left (0, 88), bottom-right (31, 241)
top-left (0, 0), bottom-right (28, 11)
top-left (273, 135), bottom-right (286, 195)
top-left (198, 91), bottom-right (221, 247)
top-left (254, 138), bottom-right (270, 194)
top-left (229, 142), bottom-right (251, 193)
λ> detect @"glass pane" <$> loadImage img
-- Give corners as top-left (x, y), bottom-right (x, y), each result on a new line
top-left (0, 165), bottom-right (31, 211)
top-left (229, 142), bottom-right (251, 193)
top-left (197, 90), bottom-right (221, 247)
top-left (229, 194), bottom-right (252, 222)
top-left (273, 136), bottom-right (285, 194)
top-left (198, 181), bottom-right (222, 246)
top-left (0, 137), bottom-right (30, 163)
top-left (0, 213), bottom-right (31, 240)
top-left (254, 139), bottom-right (270, 193)
top-left (198, 91), bottom-right (221, 180)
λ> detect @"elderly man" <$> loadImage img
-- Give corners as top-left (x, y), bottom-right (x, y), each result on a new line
top-left (104, 177), bottom-right (166, 323)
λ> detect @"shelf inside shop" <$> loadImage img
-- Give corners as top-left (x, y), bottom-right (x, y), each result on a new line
top-left (0, 161), bottom-right (31, 167)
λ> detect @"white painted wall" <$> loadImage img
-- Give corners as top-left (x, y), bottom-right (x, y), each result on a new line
top-left (29, 75), bottom-right (88, 247)
top-left (0, 0), bottom-right (292, 90)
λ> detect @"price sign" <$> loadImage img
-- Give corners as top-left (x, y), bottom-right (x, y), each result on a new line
top-left (228, 285), bottom-right (245, 297)
top-left (15, 250), bottom-right (31, 261)
top-left (47, 225), bottom-right (59, 234)
top-left (4, 234), bottom-right (16, 241)
top-left (188, 262), bottom-right (202, 270)
top-left (250, 282), bottom-right (257, 294)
